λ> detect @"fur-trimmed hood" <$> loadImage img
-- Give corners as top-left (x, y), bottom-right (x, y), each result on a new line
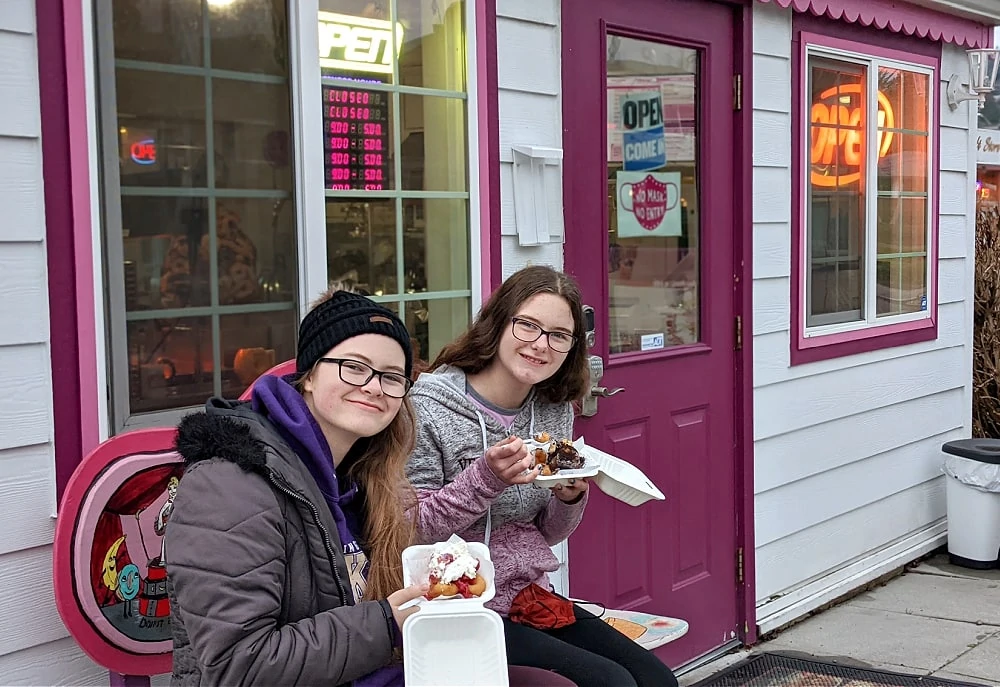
top-left (175, 400), bottom-right (267, 470)
top-left (174, 398), bottom-right (311, 490)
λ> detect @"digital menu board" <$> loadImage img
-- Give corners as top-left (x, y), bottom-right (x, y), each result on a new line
top-left (322, 84), bottom-right (391, 190)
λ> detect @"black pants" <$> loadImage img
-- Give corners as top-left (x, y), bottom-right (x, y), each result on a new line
top-left (503, 604), bottom-right (679, 687)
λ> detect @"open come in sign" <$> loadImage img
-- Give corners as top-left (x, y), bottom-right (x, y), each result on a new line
top-left (621, 91), bottom-right (666, 171)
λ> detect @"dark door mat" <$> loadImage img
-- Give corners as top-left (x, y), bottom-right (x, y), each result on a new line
top-left (689, 652), bottom-right (989, 686)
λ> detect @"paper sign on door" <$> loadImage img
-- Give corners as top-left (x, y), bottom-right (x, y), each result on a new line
top-left (621, 90), bottom-right (666, 171)
top-left (616, 171), bottom-right (682, 238)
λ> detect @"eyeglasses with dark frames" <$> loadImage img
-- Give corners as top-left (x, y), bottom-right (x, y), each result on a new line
top-left (317, 358), bottom-right (413, 398)
top-left (510, 317), bottom-right (578, 353)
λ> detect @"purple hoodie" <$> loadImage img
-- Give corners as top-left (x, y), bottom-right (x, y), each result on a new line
top-left (252, 374), bottom-right (403, 687)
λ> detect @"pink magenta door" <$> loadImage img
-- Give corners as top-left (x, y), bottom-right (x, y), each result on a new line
top-left (562, 0), bottom-right (742, 666)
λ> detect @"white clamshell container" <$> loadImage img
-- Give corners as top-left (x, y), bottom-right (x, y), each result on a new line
top-left (530, 437), bottom-right (666, 506)
top-left (402, 540), bottom-right (496, 606)
top-left (585, 442), bottom-right (666, 507)
top-left (402, 607), bottom-right (509, 686)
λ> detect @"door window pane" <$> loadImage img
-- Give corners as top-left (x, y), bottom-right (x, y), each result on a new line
top-left (606, 35), bottom-right (700, 354)
top-left (319, 0), bottom-right (472, 366)
top-left (103, 0), bottom-right (298, 426)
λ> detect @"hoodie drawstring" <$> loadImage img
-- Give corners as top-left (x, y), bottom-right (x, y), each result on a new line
top-left (474, 410), bottom-right (494, 548)
top-left (476, 404), bottom-right (537, 548)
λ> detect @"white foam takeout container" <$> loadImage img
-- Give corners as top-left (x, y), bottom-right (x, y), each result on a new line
top-left (531, 437), bottom-right (666, 507)
top-left (402, 539), bottom-right (509, 686)
top-left (403, 606), bottom-right (509, 686)
top-left (401, 539), bottom-right (496, 608)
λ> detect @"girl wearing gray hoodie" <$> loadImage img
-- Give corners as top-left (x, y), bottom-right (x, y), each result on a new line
top-left (406, 266), bottom-right (677, 687)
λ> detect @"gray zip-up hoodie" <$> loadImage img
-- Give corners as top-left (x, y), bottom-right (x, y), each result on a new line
top-left (406, 365), bottom-right (588, 614)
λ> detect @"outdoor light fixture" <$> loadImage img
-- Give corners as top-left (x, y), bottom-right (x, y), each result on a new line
top-left (947, 47), bottom-right (1000, 111)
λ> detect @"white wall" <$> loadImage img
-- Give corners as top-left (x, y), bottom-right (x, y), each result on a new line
top-left (0, 2), bottom-right (107, 684)
top-left (493, 0), bottom-right (570, 592)
top-left (750, 3), bottom-right (976, 633)
top-left (495, 0), bottom-right (565, 277)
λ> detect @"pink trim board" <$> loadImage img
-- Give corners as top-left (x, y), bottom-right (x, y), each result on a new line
top-left (38, 0), bottom-right (102, 500)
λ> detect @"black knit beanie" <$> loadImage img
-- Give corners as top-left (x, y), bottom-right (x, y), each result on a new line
top-left (296, 291), bottom-right (413, 378)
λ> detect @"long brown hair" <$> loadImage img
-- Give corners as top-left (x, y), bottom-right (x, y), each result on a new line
top-left (298, 285), bottom-right (416, 600)
top-left (430, 266), bottom-right (589, 403)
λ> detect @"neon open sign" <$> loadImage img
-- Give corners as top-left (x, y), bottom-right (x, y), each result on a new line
top-left (317, 11), bottom-right (404, 76)
top-left (130, 140), bottom-right (157, 166)
top-left (810, 84), bottom-right (895, 188)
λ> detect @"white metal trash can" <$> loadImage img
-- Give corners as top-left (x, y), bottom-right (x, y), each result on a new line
top-left (942, 439), bottom-right (1000, 569)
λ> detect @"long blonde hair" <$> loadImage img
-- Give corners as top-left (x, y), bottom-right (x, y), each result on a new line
top-left (344, 399), bottom-right (417, 600)
top-left (298, 284), bottom-right (417, 600)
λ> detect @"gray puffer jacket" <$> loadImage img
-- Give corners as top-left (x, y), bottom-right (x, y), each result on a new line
top-left (165, 399), bottom-right (397, 686)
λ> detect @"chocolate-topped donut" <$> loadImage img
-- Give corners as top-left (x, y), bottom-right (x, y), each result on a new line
top-left (547, 439), bottom-right (584, 471)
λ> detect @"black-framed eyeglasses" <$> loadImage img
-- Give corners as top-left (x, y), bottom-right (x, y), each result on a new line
top-left (510, 317), bottom-right (578, 353)
top-left (317, 358), bottom-right (413, 398)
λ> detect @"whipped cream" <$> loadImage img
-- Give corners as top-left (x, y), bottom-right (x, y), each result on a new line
top-left (428, 540), bottom-right (479, 584)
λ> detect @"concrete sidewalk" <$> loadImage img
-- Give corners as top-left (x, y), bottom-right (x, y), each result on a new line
top-left (680, 553), bottom-right (1000, 686)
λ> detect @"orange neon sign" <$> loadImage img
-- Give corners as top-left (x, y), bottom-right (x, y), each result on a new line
top-left (810, 84), bottom-right (895, 187)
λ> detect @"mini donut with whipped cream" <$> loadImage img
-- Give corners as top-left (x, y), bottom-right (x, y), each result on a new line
top-left (426, 539), bottom-right (487, 599)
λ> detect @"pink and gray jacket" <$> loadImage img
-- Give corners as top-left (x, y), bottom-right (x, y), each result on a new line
top-left (406, 365), bottom-right (588, 615)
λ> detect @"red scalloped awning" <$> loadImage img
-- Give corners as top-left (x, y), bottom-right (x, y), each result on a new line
top-left (757, 0), bottom-right (992, 48)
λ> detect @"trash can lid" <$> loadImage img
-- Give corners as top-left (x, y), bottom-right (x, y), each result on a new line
top-left (941, 438), bottom-right (1000, 464)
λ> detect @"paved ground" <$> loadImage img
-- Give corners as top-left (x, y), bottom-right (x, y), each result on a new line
top-left (680, 553), bottom-right (1000, 686)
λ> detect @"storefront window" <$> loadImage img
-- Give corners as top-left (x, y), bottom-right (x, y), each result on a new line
top-left (100, 0), bottom-right (298, 428)
top-left (979, 170), bottom-right (1000, 212)
top-left (805, 48), bottom-right (933, 334)
top-left (319, 0), bottom-right (471, 368)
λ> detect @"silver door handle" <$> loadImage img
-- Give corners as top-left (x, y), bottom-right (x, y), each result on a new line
top-left (591, 386), bottom-right (625, 397)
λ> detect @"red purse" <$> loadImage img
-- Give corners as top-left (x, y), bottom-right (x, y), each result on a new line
top-left (508, 583), bottom-right (577, 630)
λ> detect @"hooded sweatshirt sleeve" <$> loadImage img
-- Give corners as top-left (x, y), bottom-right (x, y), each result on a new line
top-left (166, 459), bottom-right (395, 686)
top-left (407, 395), bottom-right (510, 542)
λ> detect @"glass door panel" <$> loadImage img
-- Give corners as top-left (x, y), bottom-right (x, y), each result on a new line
top-left (607, 36), bottom-right (700, 354)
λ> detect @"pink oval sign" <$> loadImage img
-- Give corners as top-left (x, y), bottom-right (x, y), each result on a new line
top-left (54, 427), bottom-right (180, 676)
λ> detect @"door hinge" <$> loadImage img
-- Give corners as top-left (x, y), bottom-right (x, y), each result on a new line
top-left (736, 547), bottom-right (744, 585)
top-left (733, 73), bottom-right (743, 111)
top-left (734, 315), bottom-right (743, 351)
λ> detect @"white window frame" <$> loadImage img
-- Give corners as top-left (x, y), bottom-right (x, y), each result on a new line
top-left (801, 43), bottom-right (936, 340)
top-left (294, 0), bottom-right (483, 323)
